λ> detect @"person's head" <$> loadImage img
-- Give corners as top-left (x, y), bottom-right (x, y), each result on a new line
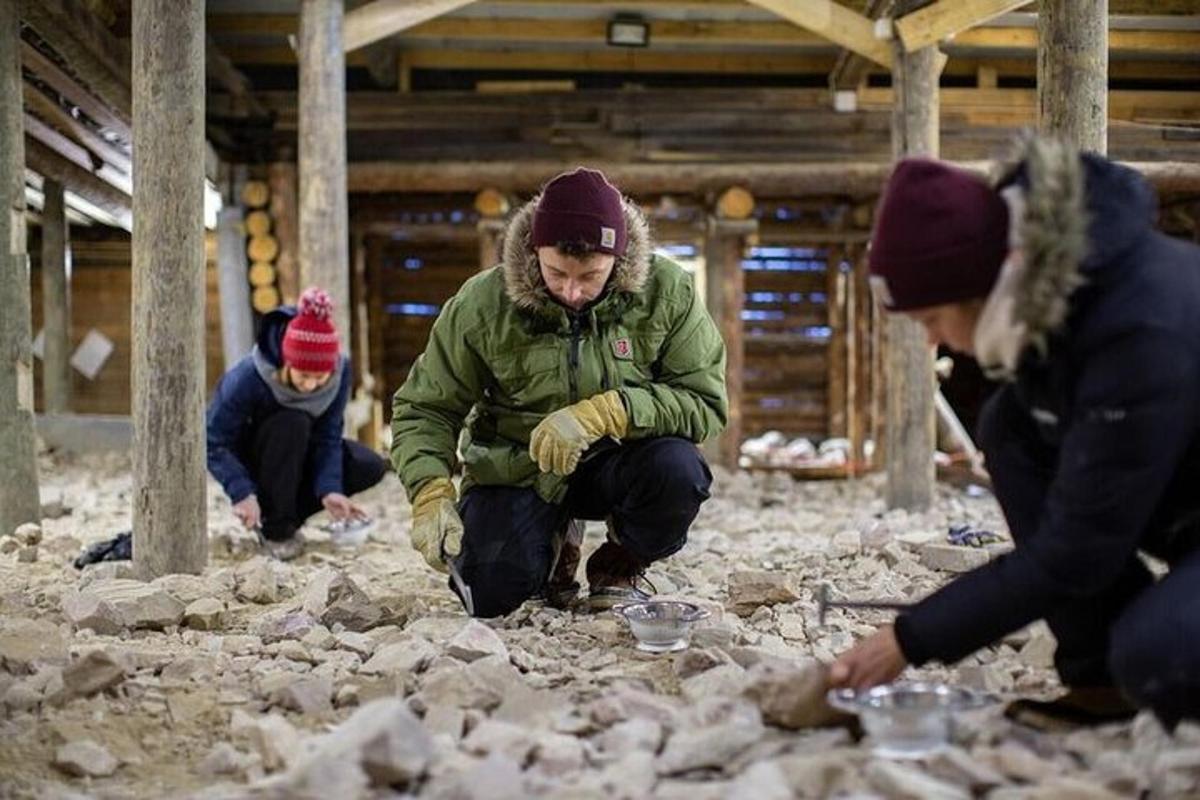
top-left (531, 168), bottom-right (626, 311)
top-left (281, 286), bottom-right (339, 392)
top-left (868, 158), bottom-right (1010, 355)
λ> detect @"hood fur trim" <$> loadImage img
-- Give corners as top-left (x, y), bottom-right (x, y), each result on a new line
top-left (498, 193), bottom-right (653, 315)
top-left (977, 133), bottom-right (1089, 378)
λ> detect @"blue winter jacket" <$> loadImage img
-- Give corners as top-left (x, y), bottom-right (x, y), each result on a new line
top-left (206, 306), bottom-right (351, 504)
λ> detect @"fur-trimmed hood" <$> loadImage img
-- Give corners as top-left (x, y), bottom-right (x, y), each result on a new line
top-left (498, 190), bottom-right (654, 318)
top-left (974, 133), bottom-right (1157, 378)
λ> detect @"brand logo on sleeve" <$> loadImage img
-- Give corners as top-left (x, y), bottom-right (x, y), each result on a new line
top-left (612, 337), bottom-right (633, 360)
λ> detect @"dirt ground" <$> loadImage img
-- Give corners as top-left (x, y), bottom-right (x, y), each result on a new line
top-left (2, 447), bottom-right (1198, 799)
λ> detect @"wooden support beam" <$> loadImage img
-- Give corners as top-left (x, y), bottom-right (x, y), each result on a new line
top-left (20, 0), bottom-right (133, 117)
top-left (885, 0), bottom-right (938, 511)
top-left (299, 0), bottom-right (351, 342)
top-left (24, 136), bottom-right (131, 228)
top-left (744, 0), bottom-right (893, 68)
top-left (825, 243), bottom-right (847, 438)
top-left (268, 159), bottom-right (301, 304)
top-left (205, 35), bottom-right (268, 119)
top-left (1038, 0), bottom-right (1108, 154)
top-left (705, 217), bottom-right (756, 471)
top-left (23, 81), bottom-right (132, 173)
top-left (895, 0), bottom-right (1028, 52)
top-left (216, 206), bottom-right (254, 369)
top-left (829, 0), bottom-right (888, 90)
top-left (40, 178), bottom-right (71, 413)
top-left (344, 0), bottom-right (478, 53)
top-left (20, 41), bottom-right (130, 139)
top-left (347, 158), bottom-right (1200, 196)
top-left (23, 112), bottom-right (94, 172)
top-left (131, 0), bottom-right (207, 577)
top-left (1, 0), bottom-right (41, 536)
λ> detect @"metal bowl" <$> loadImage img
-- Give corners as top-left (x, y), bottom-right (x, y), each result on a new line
top-left (613, 600), bottom-right (711, 653)
top-left (324, 517), bottom-right (375, 548)
top-left (827, 682), bottom-right (995, 759)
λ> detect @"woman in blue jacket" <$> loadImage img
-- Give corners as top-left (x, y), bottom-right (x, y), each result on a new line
top-left (207, 287), bottom-right (387, 559)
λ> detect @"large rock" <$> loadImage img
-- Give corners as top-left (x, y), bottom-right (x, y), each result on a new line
top-left (269, 674), bottom-right (333, 716)
top-left (183, 597), bottom-right (225, 631)
top-left (54, 740), bottom-right (119, 778)
top-left (286, 697), bottom-right (435, 790)
top-left (62, 579), bottom-right (185, 634)
top-left (0, 617), bottom-right (68, 673)
top-left (743, 660), bottom-right (842, 729)
top-left (62, 648), bottom-right (127, 697)
top-left (235, 557), bottom-right (279, 604)
top-left (657, 698), bottom-right (765, 774)
top-left (231, 710), bottom-right (302, 773)
top-left (305, 568), bottom-right (382, 632)
top-left (462, 719), bottom-right (539, 763)
top-left (447, 619), bottom-right (509, 663)
top-left (919, 543), bottom-right (990, 573)
top-left (726, 571), bottom-right (800, 617)
top-left (866, 760), bottom-right (971, 800)
top-left (360, 638), bottom-right (438, 676)
top-left (254, 609), bottom-right (318, 643)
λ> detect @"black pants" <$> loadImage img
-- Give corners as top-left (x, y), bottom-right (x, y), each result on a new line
top-left (246, 409), bottom-right (388, 540)
top-left (456, 437), bottom-right (713, 618)
top-left (980, 389), bottom-right (1200, 725)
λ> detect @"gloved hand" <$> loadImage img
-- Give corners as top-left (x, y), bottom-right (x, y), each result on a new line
top-left (409, 477), bottom-right (463, 573)
top-left (529, 390), bottom-right (628, 476)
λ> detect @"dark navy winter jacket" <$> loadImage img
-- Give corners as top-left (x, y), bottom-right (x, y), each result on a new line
top-left (206, 306), bottom-right (351, 504)
top-left (895, 141), bottom-right (1200, 666)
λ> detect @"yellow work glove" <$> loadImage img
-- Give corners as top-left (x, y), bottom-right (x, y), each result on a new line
top-left (409, 477), bottom-right (463, 573)
top-left (529, 390), bottom-right (629, 476)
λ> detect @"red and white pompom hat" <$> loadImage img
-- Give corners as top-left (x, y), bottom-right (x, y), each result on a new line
top-left (281, 287), bottom-right (339, 373)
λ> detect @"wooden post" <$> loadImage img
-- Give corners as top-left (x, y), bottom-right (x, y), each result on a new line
top-left (132, 0), bottom-right (207, 576)
top-left (216, 205), bottom-right (254, 368)
top-left (705, 218), bottom-right (756, 471)
top-left (0, 0), bottom-right (41, 535)
top-left (884, 2), bottom-right (938, 510)
top-left (1038, 0), bottom-right (1108, 155)
top-left (268, 158), bottom-right (301, 304)
top-left (298, 0), bottom-right (351, 344)
top-left (41, 179), bottom-right (72, 413)
top-left (825, 243), bottom-right (848, 439)
top-left (477, 218), bottom-right (505, 270)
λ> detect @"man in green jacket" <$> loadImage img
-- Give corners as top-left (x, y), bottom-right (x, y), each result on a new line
top-left (391, 168), bottom-right (727, 617)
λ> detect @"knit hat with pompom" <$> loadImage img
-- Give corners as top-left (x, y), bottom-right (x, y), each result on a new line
top-left (282, 287), bottom-right (339, 372)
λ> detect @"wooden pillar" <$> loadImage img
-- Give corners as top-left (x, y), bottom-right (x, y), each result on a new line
top-left (41, 179), bottom-right (72, 413)
top-left (1038, 0), bottom-right (1108, 155)
top-left (885, 4), bottom-right (938, 510)
top-left (825, 243), bottom-right (848, 439)
top-left (478, 218), bottom-right (505, 270)
top-left (216, 205), bottom-right (254, 368)
top-left (132, 0), bottom-right (208, 576)
top-left (268, 158), bottom-right (300, 304)
top-left (705, 218), bottom-right (756, 470)
top-left (298, 0), bottom-right (351, 344)
top-left (0, 0), bottom-right (41, 535)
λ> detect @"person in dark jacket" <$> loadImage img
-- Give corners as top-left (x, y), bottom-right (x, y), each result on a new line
top-left (207, 287), bottom-right (388, 560)
top-left (831, 134), bottom-right (1200, 728)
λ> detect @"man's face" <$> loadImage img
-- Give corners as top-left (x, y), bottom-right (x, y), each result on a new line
top-left (537, 247), bottom-right (616, 311)
top-left (906, 299), bottom-right (985, 355)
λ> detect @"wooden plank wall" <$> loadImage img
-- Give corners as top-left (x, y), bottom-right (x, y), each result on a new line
top-left (28, 226), bottom-right (225, 414)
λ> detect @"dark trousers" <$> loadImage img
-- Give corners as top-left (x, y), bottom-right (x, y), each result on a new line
top-left (980, 389), bottom-right (1200, 725)
top-left (247, 409), bottom-right (388, 540)
top-left (455, 437), bottom-right (713, 618)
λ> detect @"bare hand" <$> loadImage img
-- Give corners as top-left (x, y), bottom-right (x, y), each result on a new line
top-left (322, 492), bottom-right (366, 521)
top-left (233, 495), bottom-right (262, 530)
top-left (830, 625), bottom-right (908, 691)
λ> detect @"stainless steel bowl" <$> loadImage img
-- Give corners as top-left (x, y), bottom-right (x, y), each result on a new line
top-left (613, 600), bottom-right (711, 653)
top-left (827, 682), bottom-right (994, 759)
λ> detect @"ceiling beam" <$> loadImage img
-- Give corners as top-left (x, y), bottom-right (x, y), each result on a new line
top-left (25, 136), bottom-right (131, 228)
top-left (21, 0), bottom-right (133, 116)
top-left (744, 0), bottom-right (893, 67)
top-left (895, 0), bottom-right (1028, 52)
top-left (344, 0), bottom-right (478, 52)
top-left (21, 41), bottom-right (131, 138)
top-left (206, 36), bottom-right (269, 118)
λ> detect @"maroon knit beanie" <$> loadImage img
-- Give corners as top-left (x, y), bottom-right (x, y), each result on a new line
top-left (868, 158), bottom-right (1010, 311)
top-left (531, 168), bottom-right (627, 256)
top-left (282, 287), bottom-right (339, 373)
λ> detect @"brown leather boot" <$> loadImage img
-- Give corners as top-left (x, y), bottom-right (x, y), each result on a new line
top-left (585, 539), bottom-right (655, 611)
top-left (544, 519), bottom-right (583, 609)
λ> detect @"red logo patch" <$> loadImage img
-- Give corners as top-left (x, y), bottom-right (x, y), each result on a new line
top-left (612, 337), bottom-right (633, 360)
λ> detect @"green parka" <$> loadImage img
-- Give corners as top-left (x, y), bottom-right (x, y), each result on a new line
top-left (390, 193), bottom-right (728, 504)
